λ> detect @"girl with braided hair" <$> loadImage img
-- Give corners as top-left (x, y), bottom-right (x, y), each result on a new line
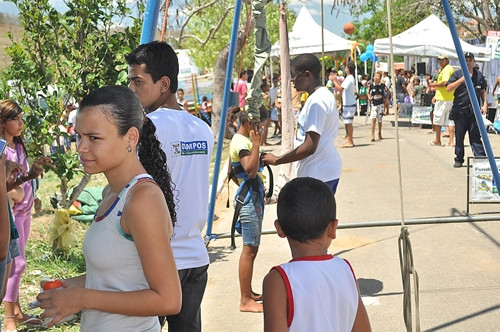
top-left (36, 85), bottom-right (181, 331)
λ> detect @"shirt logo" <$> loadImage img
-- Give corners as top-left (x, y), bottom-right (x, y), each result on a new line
top-left (171, 141), bottom-right (208, 157)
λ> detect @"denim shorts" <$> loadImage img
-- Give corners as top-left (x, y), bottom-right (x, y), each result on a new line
top-left (9, 238), bottom-right (20, 261)
top-left (238, 191), bottom-right (264, 246)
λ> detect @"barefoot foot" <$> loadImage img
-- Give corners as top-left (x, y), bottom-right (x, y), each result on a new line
top-left (240, 299), bottom-right (263, 313)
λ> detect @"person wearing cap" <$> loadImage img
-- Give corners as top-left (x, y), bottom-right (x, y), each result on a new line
top-left (427, 54), bottom-right (455, 147)
top-left (446, 52), bottom-right (487, 168)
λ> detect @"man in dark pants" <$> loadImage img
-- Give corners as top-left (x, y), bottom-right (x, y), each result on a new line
top-left (446, 52), bottom-right (487, 168)
top-left (126, 42), bottom-right (214, 332)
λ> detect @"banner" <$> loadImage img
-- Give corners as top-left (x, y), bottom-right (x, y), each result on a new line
top-left (486, 31), bottom-right (500, 60)
top-left (471, 158), bottom-right (500, 200)
top-left (411, 106), bottom-right (432, 125)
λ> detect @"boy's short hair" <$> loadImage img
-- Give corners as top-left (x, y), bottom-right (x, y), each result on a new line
top-left (277, 177), bottom-right (336, 243)
top-left (291, 54), bottom-right (321, 79)
top-left (346, 62), bottom-right (356, 76)
top-left (125, 41), bottom-right (179, 94)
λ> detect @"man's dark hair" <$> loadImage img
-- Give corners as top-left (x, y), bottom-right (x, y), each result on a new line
top-left (346, 62), bottom-right (356, 76)
top-left (291, 54), bottom-right (321, 79)
top-left (277, 177), bottom-right (336, 243)
top-left (125, 41), bottom-right (179, 94)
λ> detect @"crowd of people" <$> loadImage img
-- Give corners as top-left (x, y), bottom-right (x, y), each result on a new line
top-left (3, 37), bottom-right (499, 331)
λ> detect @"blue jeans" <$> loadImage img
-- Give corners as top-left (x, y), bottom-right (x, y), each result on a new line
top-left (160, 264), bottom-right (209, 332)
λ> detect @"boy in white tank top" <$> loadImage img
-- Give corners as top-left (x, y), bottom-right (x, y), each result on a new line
top-left (263, 177), bottom-right (371, 332)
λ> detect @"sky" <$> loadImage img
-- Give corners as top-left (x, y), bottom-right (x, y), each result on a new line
top-left (0, 0), bottom-right (356, 37)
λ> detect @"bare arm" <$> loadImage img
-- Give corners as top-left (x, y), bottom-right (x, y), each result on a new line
top-left (261, 131), bottom-right (320, 166)
top-left (239, 130), bottom-right (262, 178)
top-left (351, 291), bottom-right (372, 332)
top-left (38, 183), bottom-right (182, 327)
top-left (481, 88), bottom-right (487, 114)
top-left (0, 156), bottom-right (9, 261)
top-left (331, 75), bottom-right (344, 92)
top-left (493, 77), bottom-right (500, 96)
top-left (263, 269), bottom-right (288, 332)
top-left (446, 75), bottom-right (465, 92)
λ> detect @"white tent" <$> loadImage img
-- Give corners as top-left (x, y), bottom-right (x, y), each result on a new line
top-left (374, 14), bottom-right (491, 61)
top-left (270, 6), bottom-right (355, 57)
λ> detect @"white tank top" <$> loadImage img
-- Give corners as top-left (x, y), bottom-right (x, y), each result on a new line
top-left (273, 255), bottom-right (358, 332)
top-left (81, 174), bottom-right (160, 332)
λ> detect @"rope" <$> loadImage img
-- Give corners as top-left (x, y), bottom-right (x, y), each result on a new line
top-left (398, 227), bottom-right (421, 332)
top-left (386, 0), bottom-right (420, 330)
top-left (236, 5), bottom-right (252, 78)
top-left (160, 0), bottom-right (171, 41)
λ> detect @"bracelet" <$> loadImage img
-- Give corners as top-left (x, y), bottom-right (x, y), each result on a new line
top-left (16, 175), bottom-right (25, 184)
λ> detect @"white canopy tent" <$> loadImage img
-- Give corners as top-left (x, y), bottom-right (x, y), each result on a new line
top-left (374, 14), bottom-right (491, 62)
top-left (270, 6), bottom-right (355, 57)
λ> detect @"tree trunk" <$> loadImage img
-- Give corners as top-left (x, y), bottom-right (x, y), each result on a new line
top-left (272, 4), bottom-right (294, 199)
top-left (211, 14), bottom-right (254, 142)
top-left (62, 174), bottom-right (92, 209)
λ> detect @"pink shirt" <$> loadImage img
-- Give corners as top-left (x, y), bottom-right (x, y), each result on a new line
top-left (234, 79), bottom-right (248, 107)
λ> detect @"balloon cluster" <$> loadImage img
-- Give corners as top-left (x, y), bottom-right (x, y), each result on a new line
top-left (359, 44), bottom-right (379, 62)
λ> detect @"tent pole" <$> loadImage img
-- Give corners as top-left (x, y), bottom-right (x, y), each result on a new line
top-left (140, 0), bottom-right (161, 44)
top-left (205, 0), bottom-right (244, 238)
top-left (442, 0), bottom-right (500, 194)
top-left (320, 0), bottom-right (325, 82)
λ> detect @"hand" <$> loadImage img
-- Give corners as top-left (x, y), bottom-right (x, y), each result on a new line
top-left (481, 107), bottom-right (487, 115)
top-left (261, 153), bottom-right (278, 166)
top-left (250, 128), bottom-right (261, 146)
top-left (28, 156), bottom-right (53, 180)
top-left (5, 160), bottom-right (25, 186)
top-left (36, 281), bottom-right (83, 328)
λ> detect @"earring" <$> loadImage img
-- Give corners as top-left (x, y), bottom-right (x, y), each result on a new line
top-left (127, 146), bottom-right (132, 152)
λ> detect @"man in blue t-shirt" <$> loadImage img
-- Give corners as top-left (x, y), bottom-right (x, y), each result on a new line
top-left (446, 52), bottom-right (487, 168)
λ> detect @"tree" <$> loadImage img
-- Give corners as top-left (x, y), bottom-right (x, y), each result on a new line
top-left (332, 0), bottom-right (499, 43)
top-left (0, 0), bottom-right (143, 208)
top-left (175, 0), bottom-right (295, 140)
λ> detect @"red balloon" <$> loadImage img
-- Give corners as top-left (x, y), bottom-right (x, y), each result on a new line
top-left (343, 22), bottom-right (355, 35)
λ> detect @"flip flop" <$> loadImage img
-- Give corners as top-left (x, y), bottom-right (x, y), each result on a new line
top-left (427, 140), bottom-right (441, 146)
top-left (18, 315), bottom-right (43, 327)
top-left (341, 143), bottom-right (355, 148)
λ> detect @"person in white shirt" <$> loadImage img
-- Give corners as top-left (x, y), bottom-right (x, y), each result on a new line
top-left (332, 62), bottom-right (357, 148)
top-left (126, 41), bottom-right (214, 332)
top-left (262, 53), bottom-right (342, 194)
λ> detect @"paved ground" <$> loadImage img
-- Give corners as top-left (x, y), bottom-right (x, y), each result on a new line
top-left (201, 114), bottom-right (500, 332)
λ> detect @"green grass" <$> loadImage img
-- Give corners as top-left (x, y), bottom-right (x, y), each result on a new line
top-left (1, 141), bottom-right (229, 331)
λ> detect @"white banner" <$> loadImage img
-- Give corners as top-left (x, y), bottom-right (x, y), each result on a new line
top-left (471, 159), bottom-right (500, 201)
top-left (486, 31), bottom-right (500, 60)
top-left (411, 106), bottom-right (432, 125)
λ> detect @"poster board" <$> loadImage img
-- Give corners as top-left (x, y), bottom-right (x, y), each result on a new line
top-left (411, 106), bottom-right (432, 125)
top-left (486, 31), bottom-right (500, 60)
top-left (471, 158), bottom-right (500, 201)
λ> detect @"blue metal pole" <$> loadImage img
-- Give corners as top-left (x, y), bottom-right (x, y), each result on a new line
top-left (206, 0), bottom-right (243, 238)
top-left (441, 0), bottom-right (500, 194)
top-left (140, 0), bottom-right (161, 44)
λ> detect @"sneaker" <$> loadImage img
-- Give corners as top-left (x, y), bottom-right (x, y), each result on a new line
top-left (453, 161), bottom-right (463, 168)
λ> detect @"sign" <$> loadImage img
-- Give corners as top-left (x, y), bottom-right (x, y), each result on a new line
top-left (411, 106), bottom-right (432, 125)
top-left (486, 31), bottom-right (500, 60)
top-left (471, 159), bottom-right (500, 200)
